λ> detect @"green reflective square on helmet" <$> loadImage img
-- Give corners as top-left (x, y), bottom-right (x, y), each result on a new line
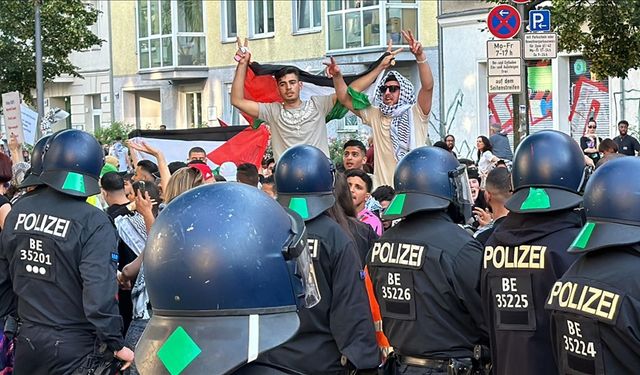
top-left (289, 197), bottom-right (309, 219)
top-left (61, 171), bottom-right (86, 194)
top-left (157, 326), bottom-right (202, 375)
top-left (520, 187), bottom-right (551, 210)
top-left (571, 222), bottom-right (596, 250)
top-left (385, 193), bottom-right (407, 215)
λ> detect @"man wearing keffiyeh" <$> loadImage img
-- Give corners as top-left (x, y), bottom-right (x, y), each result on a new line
top-left (327, 30), bottom-right (434, 187)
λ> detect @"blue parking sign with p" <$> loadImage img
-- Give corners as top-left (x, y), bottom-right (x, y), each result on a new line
top-left (529, 10), bottom-right (551, 32)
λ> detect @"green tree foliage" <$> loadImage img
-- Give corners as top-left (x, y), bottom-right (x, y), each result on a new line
top-left (554, 0), bottom-right (640, 78)
top-left (0, 0), bottom-right (102, 103)
top-left (485, 0), bottom-right (640, 78)
top-left (94, 122), bottom-right (134, 146)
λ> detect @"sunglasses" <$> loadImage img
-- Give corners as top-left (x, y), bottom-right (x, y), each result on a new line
top-left (588, 125), bottom-right (596, 129)
top-left (378, 85), bottom-right (401, 94)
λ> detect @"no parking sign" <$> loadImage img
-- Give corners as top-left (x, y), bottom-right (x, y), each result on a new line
top-left (487, 5), bottom-right (521, 39)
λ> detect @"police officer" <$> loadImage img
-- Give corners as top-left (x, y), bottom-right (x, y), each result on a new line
top-left (136, 182), bottom-right (321, 374)
top-left (546, 157), bottom-right (640, 374)
top-left (262, 144), bottom-right (380, 374)
top-left (0, 129), bottom-right (133, 374)
top-left (367, 146), bottom-right (488, 374)
top-left (17, 134), bottom-right (51, 191)
top-left (481, 130), bottom-right (587, 375)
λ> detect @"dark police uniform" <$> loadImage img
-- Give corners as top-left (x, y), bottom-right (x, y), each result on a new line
top-left (546, 247), bottom-right (640, 374)
top-left (482, 211), bottom-right (582, 375)
top-left (0, 187), bottom-right (124, 374)
top-left (545, 156), bottom-right (640, 375)
top-left (367, 211), bottom-right (488, 374)
top-left (260, 213), bottom-right (380, 374)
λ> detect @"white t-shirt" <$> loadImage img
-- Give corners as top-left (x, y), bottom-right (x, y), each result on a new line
top-left (259, 95), bottom-right (335, 160)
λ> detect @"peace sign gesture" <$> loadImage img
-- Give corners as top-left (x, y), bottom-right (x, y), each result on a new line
top-left (401, 30), bottom-right (424, 59)
top-left (323, 56), bottom-right (341, 78)
top-left (234, 37), bottom-right (251, 65)
top-left (381, 38), bottom-right (403, 69)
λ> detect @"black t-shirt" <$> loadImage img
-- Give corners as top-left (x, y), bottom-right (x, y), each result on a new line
top-left (106, 203), bottom-right (138, 269)
top-left (580, 136), bottom-right (602, 164)
top-left (613, 135), bottom-right (640, 156)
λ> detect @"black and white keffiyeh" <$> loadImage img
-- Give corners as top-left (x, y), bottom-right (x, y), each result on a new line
top-left (374, 71), bottom-right (416, 161)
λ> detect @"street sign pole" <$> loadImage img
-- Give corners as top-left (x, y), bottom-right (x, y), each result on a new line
top-left (513, 3), bottom-right (529, 148)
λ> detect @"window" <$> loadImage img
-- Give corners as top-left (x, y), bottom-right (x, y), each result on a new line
top-left (293, 0), bottom-right (322, 33)
top-left (185, 92), bottom-right (203, 128)
top-left (137, 0), bottom-right (206, 69)
top-left (222, 0), bottom-right (237, 41)
top-left (327, 0), bottom-right (417, 52)
top-left (224, 84), bottom-right (249, 126)
top-left (250, 0), bottom-right (275, 37)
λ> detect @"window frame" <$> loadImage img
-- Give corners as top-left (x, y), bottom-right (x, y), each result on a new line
top-left (292, 0), bottom-right (322, 35)
top-left (221, 0), bottom-right (238, 43)
top-left (136, 0), bottom-right (208, 71)
top-left (249, 0), bottom-right (275, 39)
top-left (325, 0), bottom-right (418, 53)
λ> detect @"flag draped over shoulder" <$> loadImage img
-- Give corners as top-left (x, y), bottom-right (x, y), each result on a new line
top-left (243, 54), bottom-right (388, 126)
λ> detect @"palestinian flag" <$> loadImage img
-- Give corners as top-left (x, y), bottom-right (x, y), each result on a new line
top-left (128, 126), bottom-right (269, 169)
top-left (244, 54), bottom-right (388, 126)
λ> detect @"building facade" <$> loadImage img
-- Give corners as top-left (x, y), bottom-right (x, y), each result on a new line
top-left (42, 0), bottom-right (113, 133)
top-left (109, 0), bottom-right (440, 140)
top-left (438, 0), bottom-right (639, 159)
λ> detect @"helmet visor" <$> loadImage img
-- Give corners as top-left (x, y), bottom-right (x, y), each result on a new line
top-left (450, 165), bottom-right (473, 207)
top-left (284, 211), bottom-right (321, 308)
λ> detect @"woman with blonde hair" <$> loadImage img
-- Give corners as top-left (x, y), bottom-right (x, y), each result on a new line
top-left (163, 166), bottom-right (204, 204)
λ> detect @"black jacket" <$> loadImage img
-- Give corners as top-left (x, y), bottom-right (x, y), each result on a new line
top-left (546, 245), bottom-right (640, 374)
top-left (0, 187), bottom-right (124, 351)
top-left (260, 213), bottom-right (380, 374)
top-left (367, 210), bottom-right (488, 359)
top-left (482, 209), bottom-right (583, 375)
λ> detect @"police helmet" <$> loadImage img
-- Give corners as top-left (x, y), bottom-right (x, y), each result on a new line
top-left (136, 183), bottom-right (320, 375)
top-left (505, 130), bottom-right (586, 214)
top-left (568, 157), bottom-right (640, 253)
top-left (38, 129), bottom-right (104, 197)
top-left (18, 135), bottom-right (51, 188)
top-left (275, 144), bottom-right (336, 221)
top-left (383, 146), bottom-right (473, 223)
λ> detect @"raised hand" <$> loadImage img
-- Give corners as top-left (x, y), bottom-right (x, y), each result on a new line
top-left (127, 140), bottom-right (159, 157)
top-left (323, 56), bottom-right (341, 78)
top-left (234, 36), bottom-right (251, 64)
top-left (382, 38), bottom-right (403, 68)
top-left (401, 30), bottom-right (423, 58)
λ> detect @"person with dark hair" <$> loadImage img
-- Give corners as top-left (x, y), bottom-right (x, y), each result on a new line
top-left (167, 161), bottom-right (187, 175)
top-left (133, 159), bottom-right (158, 183)
top-left (260, 175), bottom-right (275, 198)
top-left (100, 172), bottom-right (138, 335)
top-left (580, 118), bottom-right (602, 164)
top-left (476, 135), bottom-right (499, 188)
top-left (187, 146), bottom-right (207, 162)
top-left (473, 168), bottom-right (512, 245)
top-left (261, 157), bottom-right (276, 178)
top-left (343, 139), bottom-right (368, 171)
top-left (613, 119), bottom-right (640, 156)
top-left (596, 138), bottom-right (625, 169)
top-left (346, 169), bottom-right (382, 236)
top-left (372, 185), bottom-right (395, 230)
top-left (231, 37), bottom-right (393, 160)
top-left (433, 140), bottom-right (449, 151)
top-left (236, 163), bottom-right (259, 187)
top-left (444, 134), bottom-right (456, 155)
top-left (328, 30), bottom-right (434, 187)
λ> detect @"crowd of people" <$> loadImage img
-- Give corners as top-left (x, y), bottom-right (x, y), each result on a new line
top-left (0, 27), bottom-right (639, 375)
